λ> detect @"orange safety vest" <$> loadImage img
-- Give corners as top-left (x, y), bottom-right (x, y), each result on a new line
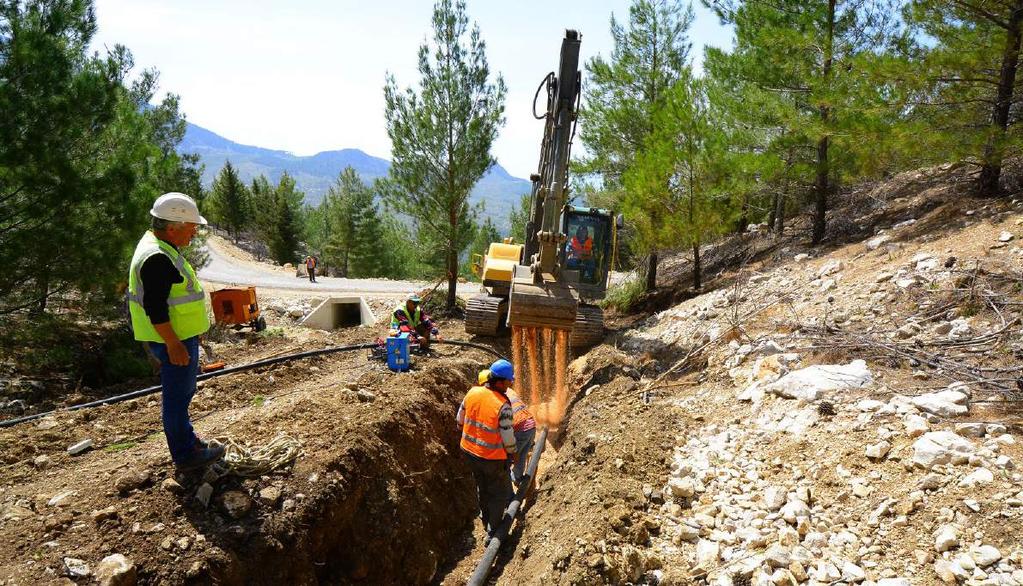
top-left (460, 385), bottom-right (510, 460)
top-left (506, 389), bottom-right (535, 432)
top-left (570, 236), bottom-right (593, 258)
top-left (306, 257), bottom-right (316, 268)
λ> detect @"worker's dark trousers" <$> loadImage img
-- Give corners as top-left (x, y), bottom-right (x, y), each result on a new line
top-left (463, 450), bottom-right (512, 536)
top-left (148, 336), bottom-right (200, 463)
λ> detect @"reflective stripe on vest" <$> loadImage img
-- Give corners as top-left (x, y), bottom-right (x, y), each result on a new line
top-left (460, 385), bottom-right (510, 460)
top-left (127, 231), bottom-right (210, 343)
top-left (390, 303), bottom-right (421, 329)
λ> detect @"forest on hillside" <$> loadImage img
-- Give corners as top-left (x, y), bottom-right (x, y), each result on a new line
top-left (3, 0), bottom-right (1023, 315)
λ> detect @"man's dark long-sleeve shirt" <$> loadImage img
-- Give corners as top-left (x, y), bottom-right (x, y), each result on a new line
top-left (139, 245), bottom-right (183, 325)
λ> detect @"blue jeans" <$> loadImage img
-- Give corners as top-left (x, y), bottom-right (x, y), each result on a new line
top-left (512, 428), bottom-right (536, 484)
top-left (148, 336), bottom-right (200, 463)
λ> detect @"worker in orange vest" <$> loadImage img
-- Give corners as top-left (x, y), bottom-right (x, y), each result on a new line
top-left (457, 359), bottom-right (517, 539)
top-left (478, 369), bottom-right (536, 487)
top-left (566, 225), bottom-right (596, 280)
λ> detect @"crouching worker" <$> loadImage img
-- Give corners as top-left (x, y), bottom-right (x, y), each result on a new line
top-left (127, 192), bottom-right (225, 471)
top-left (478, 369), bottom-right (536, 487)
top-left (458, 359), bottom-right (517, 540)
top-left (391, 294), bottom-right (438, 349)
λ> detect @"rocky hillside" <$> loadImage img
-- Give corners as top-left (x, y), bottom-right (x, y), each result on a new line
top-left (494, 164), bottom-right (1023, 585)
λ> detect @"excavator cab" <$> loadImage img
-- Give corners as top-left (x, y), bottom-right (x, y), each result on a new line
top-left (560, 206), bottom-right (615, 296)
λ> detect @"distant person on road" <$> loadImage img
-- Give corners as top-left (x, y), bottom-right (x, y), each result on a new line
top-left (305, 255), bottom-right (317, 282)
top-left (479, 369), bottom-right (537, 487)
top-left (390, 294), bottom-right (438, 350)
top-left (458, 359), bottom-right (517, 541)
top-left (126, 192), bottom-right (224, 471)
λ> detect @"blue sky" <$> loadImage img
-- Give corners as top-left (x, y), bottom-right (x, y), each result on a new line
top-left (91, 0), bottom-right (733, 178)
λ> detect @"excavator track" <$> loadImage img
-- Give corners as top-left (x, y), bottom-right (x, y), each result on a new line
top-left (465, 295), bottom-right (506, 337)
top-left (569, 303), bottom-right (604, 348)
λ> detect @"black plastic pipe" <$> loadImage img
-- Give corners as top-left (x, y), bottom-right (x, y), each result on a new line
top-left (467, 425), bottom-right (550, 586)
top-left (0, 337), bottom-right (508, 429)
top-left (0, 342), bottom-right (378, 429)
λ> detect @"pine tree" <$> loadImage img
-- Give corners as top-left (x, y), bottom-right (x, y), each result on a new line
top-left (0, 1), bottom-right (199, 313)
top-left (265, 173), bottom-right (304, 265)
top-left (248, 174), bottom-right (275, 258)
top-left (905, 0), bottom-right (1023, 194)
top-left (207, 161), bottom-right (250, 242)
top-left (623, 76), bottom-right (735, 290)
top-left (508, 193), bottom-right (530, 244)
top-left (579, 0), bottom-right (694, 292)
top-left (705, 0), bottom-right (903, 244)
top-left (383, 0), bottom-right (506, 310)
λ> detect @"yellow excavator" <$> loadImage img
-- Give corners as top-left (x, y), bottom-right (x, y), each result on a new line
top-left (467, 30), bottom-right (620, 348)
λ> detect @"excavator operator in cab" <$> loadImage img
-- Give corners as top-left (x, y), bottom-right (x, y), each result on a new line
top-left (566, 225), bottom-right (596, 280)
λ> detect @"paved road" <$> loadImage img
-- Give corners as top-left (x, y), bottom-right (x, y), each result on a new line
top-left (199, 238), bottom-right (481, 297)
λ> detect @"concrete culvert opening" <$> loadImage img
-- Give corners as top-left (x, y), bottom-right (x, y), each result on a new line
top-left (301, 296), bottom-right (376, 330)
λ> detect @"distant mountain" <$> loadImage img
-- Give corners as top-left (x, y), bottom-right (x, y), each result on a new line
top-left (179, 122), bottom-right (531, 232)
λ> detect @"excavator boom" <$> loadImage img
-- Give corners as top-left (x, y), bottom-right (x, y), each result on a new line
top-left (507, 30), bottom-right (582, 331)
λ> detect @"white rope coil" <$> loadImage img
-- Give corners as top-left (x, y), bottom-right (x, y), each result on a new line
top-left (211, 433), bottom-right (303, 477)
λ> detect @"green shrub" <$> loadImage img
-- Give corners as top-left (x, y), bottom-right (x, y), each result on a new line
top-left (600, 277), bottom-right (646, 313)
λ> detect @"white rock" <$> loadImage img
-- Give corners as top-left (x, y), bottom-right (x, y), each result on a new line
top-left (841, 561), bottom-right (866, 583)
top-left (904, 414), bottom-right (930, 437)
top-left (856, 399), bottom-right (885, 412)
top-left (866, 441), bottom-right (892, 460)
top-left (63, 557), bottom-right (91, 578)
top-left (95, 553), bottom-right (136, 586)
top-left (954, 422), bottom-right (987, 437)
top-left (958, 467), bottom-right (993, 488)
top-left (67, 439), bottom-right (93, 455)
top-left (196, 483), bottom-right (213, 508)
top-left (948, 319), bottom-right (973, 340)
top-left (866, 235), bottom-right (892, 250)
top-left (668, 477), bottom-right (696, 499)
top-left (912, 431), bottom-right (976, 468)
top-left (935, 524), bottom-right (960, 553)
top-left (999, 231), bottom-right (1014, 242)
top-left (877, 579), bottom-right (911, 586)
top-left (912, 390), bottom-right (969, 417)
top-left (763, 486), bottom-right (787, 511)
top-left (794, 253), bottom-right (810, 262)
top-left (695, 539), bottom-right (720, 566)
top-left (763, 360), bottom-right (872, 402)
top-left (971, 545), bottom-right (1001, 567)
top-left (781, 499), bottom-right (811, 524)
top-left (818, 259), bottom-right (845, 277)
top-left (47, 490), bottom-right (75, 507)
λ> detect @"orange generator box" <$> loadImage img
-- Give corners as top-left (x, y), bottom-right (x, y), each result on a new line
top-left (210, 287), bottom-right (266, 331)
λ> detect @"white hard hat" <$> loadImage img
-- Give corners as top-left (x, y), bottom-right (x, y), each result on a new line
top-left (150, 192), bottom-right (207, 225)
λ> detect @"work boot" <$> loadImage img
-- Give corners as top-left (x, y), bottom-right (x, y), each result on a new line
top-left (176, 444), bottom-right (225, 472)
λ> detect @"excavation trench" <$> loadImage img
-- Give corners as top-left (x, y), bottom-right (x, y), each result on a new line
top-left (193, 360), bottom-right (483, 585)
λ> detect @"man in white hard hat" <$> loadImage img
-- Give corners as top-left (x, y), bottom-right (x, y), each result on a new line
top-left (126, 192), bottom-right (224, 471)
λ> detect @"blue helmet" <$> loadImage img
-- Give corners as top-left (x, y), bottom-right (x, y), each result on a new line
top-left (489, 359), bottom-right (514, 382)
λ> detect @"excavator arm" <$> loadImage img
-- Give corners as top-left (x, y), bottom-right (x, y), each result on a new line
top-left (508, 30), bottom-right (583, 331)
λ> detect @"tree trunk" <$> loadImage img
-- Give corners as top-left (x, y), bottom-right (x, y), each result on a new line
top-left (813, 0), bottom-right (835, 246)
top-left (736, 192), bottom-right (750, 234)
top-left (342, 248), bottom-right (350, 278)
top-left (32, 266), bottom-right (49, 316)
top-left (979, 1), bottom-right (1023, 195)
top-left (692, 243), bottom-right (701, 291)
top-left (446, 245), bottom-right (458, 310)
top-left (645, 252), bottom-right (658, 292)
top-left (773, 188), bottom-right (786, 235)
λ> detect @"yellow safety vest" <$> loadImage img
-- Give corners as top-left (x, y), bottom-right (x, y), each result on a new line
top-left (127, 231), bottom-right (210, 343)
